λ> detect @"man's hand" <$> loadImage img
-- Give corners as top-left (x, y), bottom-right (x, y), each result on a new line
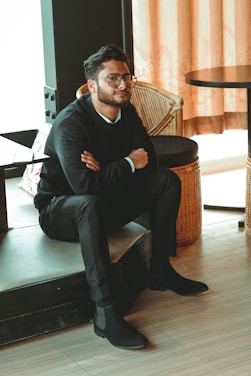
top-left (128, 148), bottom-right (148, 169)
top-left (81, 151), bottom-right (101, 171)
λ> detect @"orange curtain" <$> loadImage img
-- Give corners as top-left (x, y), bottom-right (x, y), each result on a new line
top-left (132, 0), bottom-right (251, 136)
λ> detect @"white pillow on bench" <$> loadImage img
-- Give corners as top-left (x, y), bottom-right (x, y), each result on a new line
top-left (17, 123), bottom-right (52, 196)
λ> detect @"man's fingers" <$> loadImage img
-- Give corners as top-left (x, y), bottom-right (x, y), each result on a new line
top-left (81, 151), bottom-right (100, 171)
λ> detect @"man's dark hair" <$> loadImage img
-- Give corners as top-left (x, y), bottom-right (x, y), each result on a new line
top-left (84, 44), bottom-right (130, 81)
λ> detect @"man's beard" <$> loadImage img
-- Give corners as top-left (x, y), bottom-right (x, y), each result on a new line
top-left (96, 83), bottom-right (131, 108)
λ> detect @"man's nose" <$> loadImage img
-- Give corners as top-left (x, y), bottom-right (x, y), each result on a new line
top-left (118, 78), bottom-right (127, 89)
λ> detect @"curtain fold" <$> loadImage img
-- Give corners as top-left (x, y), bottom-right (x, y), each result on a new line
top-left (132, 0), bottom-right (251, 137)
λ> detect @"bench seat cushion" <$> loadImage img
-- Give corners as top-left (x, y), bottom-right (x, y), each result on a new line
top-left (0, 222), bottom-right (150, 292)
top-left (150, 135), bottom-right (198, 167)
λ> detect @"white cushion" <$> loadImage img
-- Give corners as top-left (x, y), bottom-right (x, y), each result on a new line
top-left (17, 123), bottom-right (51, 196)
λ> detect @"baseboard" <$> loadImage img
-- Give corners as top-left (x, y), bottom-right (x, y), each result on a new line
top-left (200, 155), bottom-right (246, 175)
top-left (0, 300), bottom-right (93, 347)
top-left (0, 261), bottom-right (148, 347)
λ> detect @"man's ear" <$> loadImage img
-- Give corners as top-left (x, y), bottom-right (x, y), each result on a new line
top-left (88, 79), bottom-right (97, 94)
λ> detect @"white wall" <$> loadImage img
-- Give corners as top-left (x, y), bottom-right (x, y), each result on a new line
top-left (0, 1), bottom-right (45, 133)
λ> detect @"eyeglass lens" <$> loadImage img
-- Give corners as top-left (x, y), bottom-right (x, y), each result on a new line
top-left (107, 74), bottom-right (136, 87)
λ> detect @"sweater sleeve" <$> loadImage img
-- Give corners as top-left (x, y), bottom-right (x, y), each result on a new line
top-left (39, 97), bottom-right (158, 199)
top-left (54, 120), bottom-right (134, 195)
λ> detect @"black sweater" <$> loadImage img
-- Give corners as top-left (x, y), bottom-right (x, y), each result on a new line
top-left (34, 94), bottom-right (157, 211)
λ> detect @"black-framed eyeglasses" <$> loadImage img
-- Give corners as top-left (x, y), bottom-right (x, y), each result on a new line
top-left (96, 73), bottom-right (137, 88)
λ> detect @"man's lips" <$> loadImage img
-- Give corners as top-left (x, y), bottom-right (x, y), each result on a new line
top-left (114, 90), bottom-right (130, 96)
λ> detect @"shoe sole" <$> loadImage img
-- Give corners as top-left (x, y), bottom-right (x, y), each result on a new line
top-left (94, 328), bottom-right (148, 350)
top-left (149, 285), bottom-right (209, 296)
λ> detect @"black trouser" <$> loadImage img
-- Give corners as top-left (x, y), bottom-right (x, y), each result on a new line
top-left (39, 168), bottom-right (181, 305)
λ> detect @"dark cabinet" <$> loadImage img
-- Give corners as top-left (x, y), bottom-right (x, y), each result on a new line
top-left (40, 0), bottom-right (133, 122)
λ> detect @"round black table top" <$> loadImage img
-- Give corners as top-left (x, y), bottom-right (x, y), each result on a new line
top-left (185, 65), bottom-right (251, 89)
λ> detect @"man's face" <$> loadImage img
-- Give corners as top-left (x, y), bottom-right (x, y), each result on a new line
top-left (94, 59), bottom-right (133, 108)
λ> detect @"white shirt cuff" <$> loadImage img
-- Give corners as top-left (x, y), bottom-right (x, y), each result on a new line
top-left (124, 157), bottom-right (135, 173)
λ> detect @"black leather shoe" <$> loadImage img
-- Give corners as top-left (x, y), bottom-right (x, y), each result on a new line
top-left (149, 263), bottom-right (208, 296)
top-left (94, 304), bottom-right (148, 350)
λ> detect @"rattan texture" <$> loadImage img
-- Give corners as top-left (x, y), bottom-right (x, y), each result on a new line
top-left (130, 82), bottom-right (183, 136)
top-left (171, 158), bottom-right (202, 245)
top-left (245, 156), bottom-right (251, 234)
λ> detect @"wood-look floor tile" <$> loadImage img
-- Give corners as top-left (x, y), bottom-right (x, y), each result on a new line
top-left (2, 172), bottom-right (251, 375)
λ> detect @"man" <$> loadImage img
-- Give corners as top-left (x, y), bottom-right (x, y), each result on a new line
top-left (35, 44), bottom-right (208, 350)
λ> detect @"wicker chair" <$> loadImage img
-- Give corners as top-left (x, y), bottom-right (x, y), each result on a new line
top-left (76, 81), bottom-right (183, 136)
top-left (76, 82), bottom-right (202, 246)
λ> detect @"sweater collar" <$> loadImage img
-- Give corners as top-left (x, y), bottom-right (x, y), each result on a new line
top-left (95, 108), bottom-right (121, 124)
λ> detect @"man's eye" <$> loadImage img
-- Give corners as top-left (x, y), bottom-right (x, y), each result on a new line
top-left (109, 75), bottom-right (119, 81)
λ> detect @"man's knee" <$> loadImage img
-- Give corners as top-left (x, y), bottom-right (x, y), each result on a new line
top-left (158, 168), bottom-right (181, 191)
top-left (75, 195), bottom-right (101, 214)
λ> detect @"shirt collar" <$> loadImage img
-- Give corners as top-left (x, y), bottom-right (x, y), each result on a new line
top-left (96, 109), bottom-right (121, 124)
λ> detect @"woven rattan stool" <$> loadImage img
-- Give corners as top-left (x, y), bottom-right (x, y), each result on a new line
top-left (245, 156), bottom-right (251, 234)
top-left (150, 136), bottom-right (202, 246)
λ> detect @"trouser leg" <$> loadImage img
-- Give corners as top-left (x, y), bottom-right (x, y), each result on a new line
top-left (38, 168), bottom-right (181, 304)
top-left (38, 194), bottom-right (150, 350)
top-left (39, 195), bottom-right (112, 306)
top-left (101, 168), bottom-right (181, 260)
top-left (145, 168), bottom-right (181, 261)
top-left (143, 170), bottom-right (208, 296)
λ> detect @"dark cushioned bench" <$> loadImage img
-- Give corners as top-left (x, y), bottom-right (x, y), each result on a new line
top-left (0, 178), bottom-right (151, 346)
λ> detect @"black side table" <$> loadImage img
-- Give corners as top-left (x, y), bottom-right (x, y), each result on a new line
top-left (185, 66), bottom-right (251, 227)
